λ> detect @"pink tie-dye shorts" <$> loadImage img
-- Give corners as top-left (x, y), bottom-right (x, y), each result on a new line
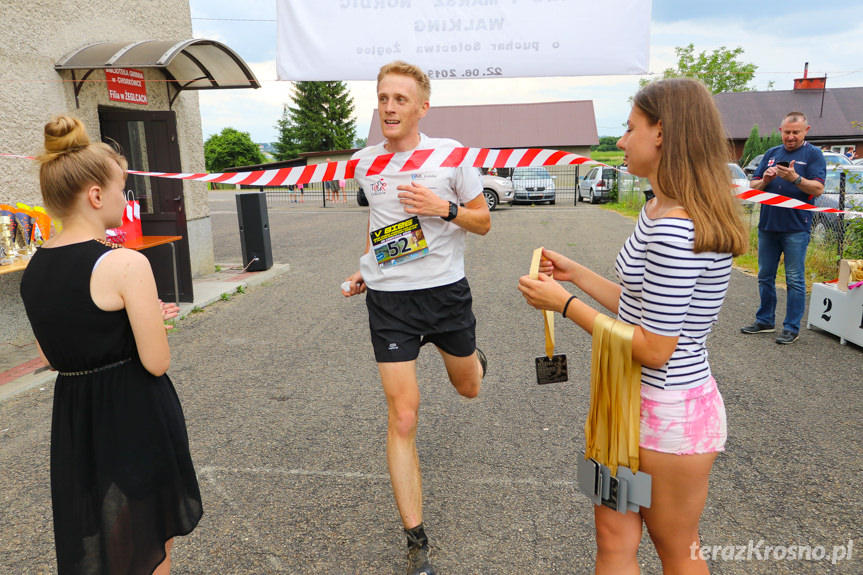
top-left (639, 376), bottom-right (727, 455)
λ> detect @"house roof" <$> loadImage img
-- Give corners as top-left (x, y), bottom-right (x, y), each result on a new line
top-left (714, 86), bottom-right (863, 141)
top-left (366, 100), bottom-right (599, 149)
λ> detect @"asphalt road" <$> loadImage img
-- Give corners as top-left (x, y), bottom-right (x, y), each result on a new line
top-left (1, 194), bottom-right (861, 574)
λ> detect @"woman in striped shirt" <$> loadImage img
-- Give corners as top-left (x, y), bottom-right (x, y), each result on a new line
top-left (519, 78), bottom-right (747, 574)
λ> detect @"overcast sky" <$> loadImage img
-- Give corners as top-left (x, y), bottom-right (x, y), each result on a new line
top-left (190, 0), bottom-right (863, 144)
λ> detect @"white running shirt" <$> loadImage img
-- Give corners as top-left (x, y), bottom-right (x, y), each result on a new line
top-left (354, 133), bottom-right (482, 291)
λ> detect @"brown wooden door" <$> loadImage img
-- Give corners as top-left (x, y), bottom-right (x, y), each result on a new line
top-left (98, 108), bottom-right (194, 302)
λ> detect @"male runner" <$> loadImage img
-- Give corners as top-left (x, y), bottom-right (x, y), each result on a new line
top-left (342, 60), bottom-right (490, 575)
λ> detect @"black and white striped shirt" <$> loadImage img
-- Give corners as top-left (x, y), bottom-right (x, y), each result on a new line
top-left (615, 209), bottom-right (732, 390)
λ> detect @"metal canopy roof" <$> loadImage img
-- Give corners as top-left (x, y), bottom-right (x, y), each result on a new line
top-left (55, 39), bottom-right (259, 108)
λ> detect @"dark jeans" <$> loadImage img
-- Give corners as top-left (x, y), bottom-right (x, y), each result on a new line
top-left (756, 229), bottom-right (810, 333)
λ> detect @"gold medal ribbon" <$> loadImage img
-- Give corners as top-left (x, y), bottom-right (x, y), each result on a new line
top-left (529, 247), bottom-right (555, 358)
top-left (585, 314), bottom-right (642, 475)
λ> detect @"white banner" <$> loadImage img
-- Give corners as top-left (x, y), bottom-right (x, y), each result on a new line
top-left (276, 0), bottom-right (651, 81)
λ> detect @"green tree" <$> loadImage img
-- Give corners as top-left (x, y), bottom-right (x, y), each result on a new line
top-left (763, 130), bottom-right (781, 150)
top-left (203, 128), bottom-right (265, 172)
top-left (273, 105), bottom-right (302, 161)
top-left (277, 81), bottom-right (357, 154)
top-left (740, 124), bottom-right (762, 166)
top-left (637, 44), bottom-right (757, 95)
top-left (591, 136), bottom-right (620, 152)
top-left (739, 124), bottom-right (783, 166)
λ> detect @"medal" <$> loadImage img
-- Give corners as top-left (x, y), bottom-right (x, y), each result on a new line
top-left (529, 247), bottom-right (568, 384)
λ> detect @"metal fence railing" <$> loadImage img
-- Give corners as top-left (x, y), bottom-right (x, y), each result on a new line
top-left (808, 169), bottom-right (863, 261)
top-left (211, 166), bottom-right (863, 264)
top-left (211, 180), bottom-right (366, 207)
top-left (211, 165), bottom-right (649, 208)
top-left (254, 181), bottom-right (364, 207)
top-left (610, 167), bottom-right (863, 264)
top-left (211, 163), bottom-right (863, 278)
top-left (482, 164), bottom-right (649, 207)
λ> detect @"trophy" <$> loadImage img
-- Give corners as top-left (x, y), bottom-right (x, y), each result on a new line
top-left (0, 215), bottom-right (15, 260)
top-left (13, 211), bottom-right (33, 256)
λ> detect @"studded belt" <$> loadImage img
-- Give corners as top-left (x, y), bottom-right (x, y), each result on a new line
top-left (58, 357), bottom-right (133, 377)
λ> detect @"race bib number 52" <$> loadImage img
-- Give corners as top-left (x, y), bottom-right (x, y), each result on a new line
top-left (371, 216), bottom-right (429, 269)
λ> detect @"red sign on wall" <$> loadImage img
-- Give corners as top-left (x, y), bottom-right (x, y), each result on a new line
top-left (105, 68), bottom-right (148, 105)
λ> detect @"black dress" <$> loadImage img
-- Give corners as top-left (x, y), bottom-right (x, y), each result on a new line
top-left (20, 240), bottom-right (203, 575)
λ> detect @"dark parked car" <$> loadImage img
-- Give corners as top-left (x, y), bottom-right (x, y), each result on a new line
top-left (742, 154), bottom-right (764, 178)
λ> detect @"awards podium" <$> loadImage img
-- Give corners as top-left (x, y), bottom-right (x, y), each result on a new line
top-left (807, 282), bottom-right (863, 347)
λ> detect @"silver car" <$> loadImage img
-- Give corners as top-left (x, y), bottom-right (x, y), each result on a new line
top-left (728, 162), bottom-right (749, 193)
top-left (481, 172), bottom-right (514, 211)
top-left (578, 166), bottom-right (616, 204)
top-left (812, 165), bottom-right (863, 242)
top-left (511, 167), bottom-right (556, 205)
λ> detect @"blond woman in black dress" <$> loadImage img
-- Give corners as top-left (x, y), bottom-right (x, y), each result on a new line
top-left (20, 116), bottom-right (202, 574)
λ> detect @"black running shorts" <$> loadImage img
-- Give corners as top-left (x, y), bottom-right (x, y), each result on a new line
top-left (365, 277), bottom-right (477, 363)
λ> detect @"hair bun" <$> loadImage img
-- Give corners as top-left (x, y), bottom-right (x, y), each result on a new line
top-left (41, 116), bottom-right (90, 159)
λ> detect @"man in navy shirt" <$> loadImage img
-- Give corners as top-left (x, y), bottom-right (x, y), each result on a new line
top-left (741, 111), bottom-right (826, 343)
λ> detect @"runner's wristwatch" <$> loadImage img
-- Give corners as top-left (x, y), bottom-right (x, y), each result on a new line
top-left (442, 201), bottom-right (458, 221)
top-left (793, 176), bottom-right (802, 185)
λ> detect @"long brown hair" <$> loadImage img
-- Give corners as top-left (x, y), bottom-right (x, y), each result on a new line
top-left (35, 116), bottom-right (127, 220)
top-left (633, 78), bottom-right (747, 256)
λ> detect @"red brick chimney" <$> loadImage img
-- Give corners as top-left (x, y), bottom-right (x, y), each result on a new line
top-left (794, 62), bottom-right (826, 90)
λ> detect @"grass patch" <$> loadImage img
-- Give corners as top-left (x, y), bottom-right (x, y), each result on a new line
top-left (590, 151), bottom-right (625, 164)
top-left (732, 226), bottom-right (840, 291)
top-left (235, 285), bottom-right (246, 295)
top-left (806, 239), bottom-right (842, 285)
top-left (603, 202), bottom-right (641, 220)
top-left (220, 293), bottom-right (231, 301)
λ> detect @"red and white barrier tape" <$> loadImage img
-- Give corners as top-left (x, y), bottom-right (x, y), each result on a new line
top-left (4, 148), bottom-right (862, 216)
top-left (735, 188), bottom-right (859, 216)
top-left (126, 147), bottom-right (595, 187)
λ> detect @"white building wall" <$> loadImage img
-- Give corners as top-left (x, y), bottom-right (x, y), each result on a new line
top-left (1, 0), bottom-right (213, 344)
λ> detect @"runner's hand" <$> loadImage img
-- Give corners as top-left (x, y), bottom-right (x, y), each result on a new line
top-left (397, 182), bottom-right (449, 218)
top-left (342, 271), bottom-right (366, 297)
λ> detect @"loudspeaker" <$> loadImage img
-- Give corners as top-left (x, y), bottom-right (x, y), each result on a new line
top-left (236, 192), bottom-right (273, 271)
